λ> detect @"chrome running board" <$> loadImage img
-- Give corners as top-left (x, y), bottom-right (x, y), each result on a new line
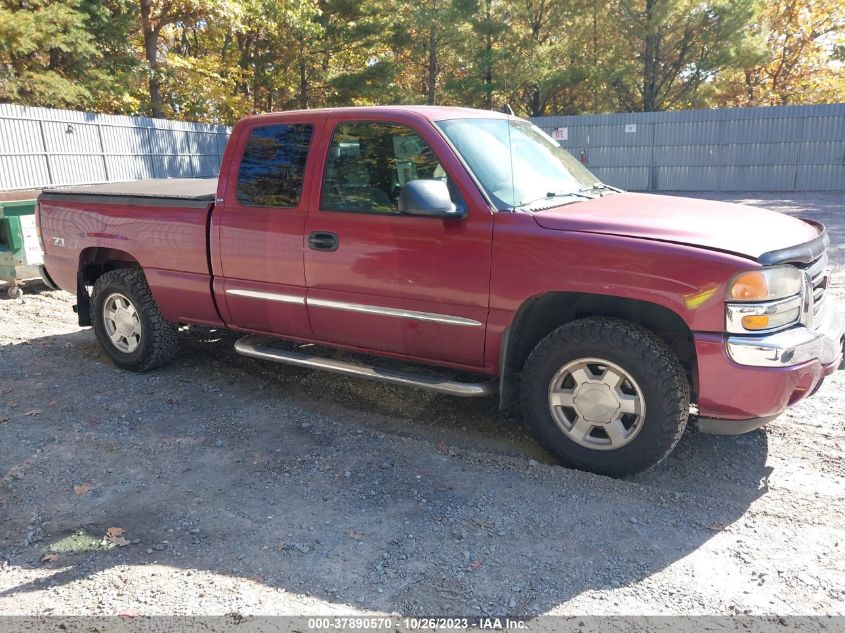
top-left (234, 335), bottom-right (497, 398)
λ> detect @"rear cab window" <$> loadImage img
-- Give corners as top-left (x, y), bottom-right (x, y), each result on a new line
top-left (236, 124), bottom-right (313, 208)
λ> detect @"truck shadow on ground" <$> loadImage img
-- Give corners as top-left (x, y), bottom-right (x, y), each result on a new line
top-left (0, 327), bottom-right (771, 615)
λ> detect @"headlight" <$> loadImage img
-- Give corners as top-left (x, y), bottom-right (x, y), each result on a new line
top-left (727, 265), bottom-right (802, 302)
top-left (726, 266), bottom-right (804, 333)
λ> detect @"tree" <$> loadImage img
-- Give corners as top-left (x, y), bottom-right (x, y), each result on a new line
top-left (386, 0), bottom-right (477, 105)
top-left (715, 0), bottom-right (845, 106)
top-left (82, 0), bottom-right (144, 114)
top-left (449, 0), bottom-right (509, 110)
top-left (489, 0), bottom-right (596, 116)
top-left (297, 0), bottom-right (386, 109)
top-left (0, 0), bottom-right (101, 108)
top-left (1, 0), bottom-right (842, 120)
top-left (138, 0), bottom-right (221, 117)
top-left (605, 0), bottom-right (761, 112)
top-left (320, 0), bottom-right (400, 106)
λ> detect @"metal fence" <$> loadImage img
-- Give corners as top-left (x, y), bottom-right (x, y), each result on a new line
top-left (531, 103), bottom-right (845, 192)
top-left (3, 102), bottom-right (843, 193)
top-left (0, 103), bottom-right (230, 191)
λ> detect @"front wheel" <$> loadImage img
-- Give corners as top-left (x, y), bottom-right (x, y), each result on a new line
top-left (91, 268), bottom-right (178, 371)
top-left (519, 317), bottom-right (689, 477)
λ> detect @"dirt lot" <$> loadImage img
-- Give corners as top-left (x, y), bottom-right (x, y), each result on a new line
top-left (1, 192), bottom-right (843, 617)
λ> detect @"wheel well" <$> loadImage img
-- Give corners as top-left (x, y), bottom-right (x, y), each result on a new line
top-left (75, 248), bottom-right (140, 327)
top-left (502, 292), bottom-right (698, 407)
top-left (79, 248), bottom-right (140, 285)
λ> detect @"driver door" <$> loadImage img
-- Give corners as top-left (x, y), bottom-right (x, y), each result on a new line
top-left (303, 116), bottom-right (493, 369)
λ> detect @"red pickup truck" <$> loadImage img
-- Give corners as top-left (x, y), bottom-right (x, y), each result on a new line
top-left (37, 106), bottom-right (844, 476)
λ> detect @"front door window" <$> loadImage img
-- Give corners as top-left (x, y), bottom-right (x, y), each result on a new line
top-left (321, 121), bottom-right (448, 214)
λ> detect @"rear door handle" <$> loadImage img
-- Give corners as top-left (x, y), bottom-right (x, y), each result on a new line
top-left (308, 231), bottom-right (339, 251)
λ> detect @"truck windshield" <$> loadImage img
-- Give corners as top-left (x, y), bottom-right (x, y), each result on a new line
top-left (436, 118), bottom-right (607, 211)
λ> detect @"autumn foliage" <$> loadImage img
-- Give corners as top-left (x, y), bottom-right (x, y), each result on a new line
top-left (0, 0), bottom-right (842, 123)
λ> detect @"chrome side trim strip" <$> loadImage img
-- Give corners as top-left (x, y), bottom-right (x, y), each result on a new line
top-left (308, 297), bottom-right (482, 327)
top-left (234, 335), bottom-right (497, 397)
top-left (225, 288), bottom-right (305, 304)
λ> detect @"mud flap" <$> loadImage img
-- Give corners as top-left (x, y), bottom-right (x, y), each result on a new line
top-left (75, 270), bottom-right (92, 326)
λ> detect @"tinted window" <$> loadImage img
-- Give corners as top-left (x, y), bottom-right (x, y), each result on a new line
top-left (321, 122), bottom-right (447, 214)
top-left (237, 124), bottom-right (313, 208)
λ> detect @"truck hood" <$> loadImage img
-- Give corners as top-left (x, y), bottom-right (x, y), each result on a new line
top-left (532, 192), bottom-right (820, 260)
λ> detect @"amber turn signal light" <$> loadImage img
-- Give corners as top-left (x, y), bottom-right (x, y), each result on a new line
top-left (741, 315), bottom-right (770, 330)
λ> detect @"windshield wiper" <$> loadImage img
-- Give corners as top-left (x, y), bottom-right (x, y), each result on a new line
top-left (517, 190), bottom-right (593, 208)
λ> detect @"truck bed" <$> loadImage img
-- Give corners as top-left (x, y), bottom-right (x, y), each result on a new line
top-left (37, 177), bottom-right (221, 326)
top-left (40, 178), bottom-right (217, 206)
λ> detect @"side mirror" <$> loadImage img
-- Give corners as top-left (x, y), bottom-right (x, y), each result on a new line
top-left (398, 179), bottom-right (463, 219)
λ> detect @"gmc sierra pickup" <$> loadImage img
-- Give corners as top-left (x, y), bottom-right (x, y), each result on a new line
top-left (37, 106), bottom-right (845, 476)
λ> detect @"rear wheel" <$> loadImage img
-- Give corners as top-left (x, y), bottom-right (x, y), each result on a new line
top-left (520, 317), bottom-right (689, 477)
top-left (91, 268), bottom-right (178, 371)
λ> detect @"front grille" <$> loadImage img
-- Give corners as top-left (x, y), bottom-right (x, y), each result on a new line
top-left (802, 252), bottom-right (829, 320)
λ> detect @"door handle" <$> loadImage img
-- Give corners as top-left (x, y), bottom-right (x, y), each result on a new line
top-left (308, 231), bottom-right (339, 251)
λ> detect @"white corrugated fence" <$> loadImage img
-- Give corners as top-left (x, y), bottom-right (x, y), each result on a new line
top-left (531, 103), bottom-right (845, 191)
top-left (1, 102), bottom-right (842, 192)
top-left (0, 103), bottom-right (230, 191)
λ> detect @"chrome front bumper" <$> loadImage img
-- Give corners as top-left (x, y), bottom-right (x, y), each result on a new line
top-left (726, 299), bottom-right (845, 368)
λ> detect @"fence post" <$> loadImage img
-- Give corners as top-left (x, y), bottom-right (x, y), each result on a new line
top-left (95, 123), bottom-right (110, 182)
top-left (37, 119), bottom-right (54, 186)
top-left (792, 114), bottom-right (805, 192)
top-left (145, 126), bottom-right (157, 178)
top-left (648, 120), bottom-right (657, 191)
top-left (187, 131), bottom-right (196, 178)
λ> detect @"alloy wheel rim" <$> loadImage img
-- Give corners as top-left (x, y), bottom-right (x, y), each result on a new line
top-left (103, 292), bottom-right (142, 353)
top-left (547, 357), bottom-right (646, 451)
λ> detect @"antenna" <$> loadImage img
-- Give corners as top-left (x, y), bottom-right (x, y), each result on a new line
top-left (501, 104), bottom-right (515, 116)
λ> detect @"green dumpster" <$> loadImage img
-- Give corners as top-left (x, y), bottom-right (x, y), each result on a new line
top-left (0, 197), bottom-right (42, 299)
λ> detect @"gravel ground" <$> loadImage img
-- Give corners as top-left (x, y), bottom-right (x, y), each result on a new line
top-left (0, 192), bottom-right (843, 617)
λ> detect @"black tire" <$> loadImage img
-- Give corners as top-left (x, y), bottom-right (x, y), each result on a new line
top-left (91, 268), bottom-right (178, 371)
top-left (519, 317), bottom-right (689, 477)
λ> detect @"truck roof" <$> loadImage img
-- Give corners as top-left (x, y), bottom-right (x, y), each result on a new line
top-left (242, 105), bottom-right (512, 124)
top-left (39, 107), bottom-right (508, 206)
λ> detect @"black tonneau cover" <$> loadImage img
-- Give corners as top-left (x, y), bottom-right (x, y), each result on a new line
top-left (40, 178), bottom-right (217, 207)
